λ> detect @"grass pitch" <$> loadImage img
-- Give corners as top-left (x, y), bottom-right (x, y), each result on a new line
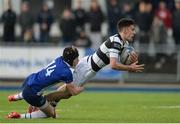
top-left (0, 90), bottom-right (180, 123)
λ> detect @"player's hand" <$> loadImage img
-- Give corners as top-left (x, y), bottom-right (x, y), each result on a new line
top-left (129, 61), bottom-right (144, 72)
top-left (129, 51), bottom-right (138, 63)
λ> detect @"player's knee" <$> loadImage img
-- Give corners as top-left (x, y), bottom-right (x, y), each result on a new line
top-left (64, 94), bottom-right (72, 99)
top-left (57, 84), bottom-right (67, 91)
top-left (39, 101), bottom-right (56, 118)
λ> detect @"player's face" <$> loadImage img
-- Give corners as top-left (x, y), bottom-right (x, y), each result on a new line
top-left (125, 25), bottom-right (136, 42)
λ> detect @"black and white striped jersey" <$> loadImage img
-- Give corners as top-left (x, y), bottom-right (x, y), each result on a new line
top-left (90, 34), bottom-right (129, 72)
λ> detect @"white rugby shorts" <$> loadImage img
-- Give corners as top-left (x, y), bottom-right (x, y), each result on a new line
top-left (73, 56), bottom-right (96, 86)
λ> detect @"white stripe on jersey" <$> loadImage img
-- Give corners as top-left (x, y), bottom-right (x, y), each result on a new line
top-left (92, 53), bottom-right (106, 68)
top-left (99, 42), bottom-right (109, 56)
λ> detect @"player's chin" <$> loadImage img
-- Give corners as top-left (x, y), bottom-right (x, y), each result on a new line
top-left (130, 36), bottom-right (136, 42)
top-left (128, 38), bottom-right (133, 42)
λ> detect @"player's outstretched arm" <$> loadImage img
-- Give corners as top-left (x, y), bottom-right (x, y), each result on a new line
top-left (44, 83), bottom-right (84, 102)
top-left (44, 84), bottom-right (72, 102)
top-left (109, 57), bottom-right (144, 72)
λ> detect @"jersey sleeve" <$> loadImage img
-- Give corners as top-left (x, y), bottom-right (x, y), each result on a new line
top-left (109, 42), bottom-right (121, 58)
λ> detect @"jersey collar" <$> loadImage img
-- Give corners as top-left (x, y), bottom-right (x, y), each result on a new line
top-left (118, 34), bottom-right (129, 46)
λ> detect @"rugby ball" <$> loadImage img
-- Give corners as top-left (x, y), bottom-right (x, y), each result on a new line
top-left (119, 46), bottom-right (135, 65)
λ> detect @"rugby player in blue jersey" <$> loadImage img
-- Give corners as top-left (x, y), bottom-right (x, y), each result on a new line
top-left (7, 46), bottom-right (83, 119)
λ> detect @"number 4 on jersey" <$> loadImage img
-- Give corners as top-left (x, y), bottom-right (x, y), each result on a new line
top-left (45, 60), bottom-right (56, 77)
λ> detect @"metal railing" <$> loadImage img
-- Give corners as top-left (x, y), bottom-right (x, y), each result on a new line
top-left (123, 43), bottom-right (180, 83)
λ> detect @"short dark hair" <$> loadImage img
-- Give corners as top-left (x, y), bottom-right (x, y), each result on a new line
top-left (117, 18), bottom-right (135, 32)
top-left (62, 46), bottom-right (79, 66)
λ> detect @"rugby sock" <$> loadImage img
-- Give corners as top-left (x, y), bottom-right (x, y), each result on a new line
top-left (14, 92), bottom-right (23, 100)
top-left (20, 110), bottom-right (47, 119)
top-left (50, 100), bottom-right (59, 107)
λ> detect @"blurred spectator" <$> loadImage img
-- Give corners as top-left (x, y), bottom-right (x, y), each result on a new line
top-left (151, 16), bottom-right (167, 44)
top-left (46, 0), bottom-right (54, 10)
top-left (150, 0), bottom-right (175, 11)
top-left (73, 31), bottom-right (91, 48)
top-left (59, 8), bottom-right (77, 45)
top-left (172, 0), bottom-right (180, 45)
top-left (73, 0), bottom-right (87, 33)
top-left (107, 0), bottom-right (123, 35)
top-left (164, 0), bottom-right (175, 12)
top-left (87, 0), bottom-right (104, 50)
top-left (155, 0), bottom-right (175, 56)
top-left (1, 3), bottom-right (16, 42)
top-left (19, 2), bottom-right (34, 42)
top-left (37, 3), bottom-right (54, 43)
top-left (151, 16), bottom-right (167, 69)
top-left (121, 2), bottom-right (134, 19)
top-left (135, 1), bottom-right (153, 44)
top-left (155, 0), bottom-right (172, 29)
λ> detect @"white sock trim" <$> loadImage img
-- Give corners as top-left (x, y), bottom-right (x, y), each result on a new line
top-left (21, 110), bottom-right (47, 119)
top-left (14, 92), bottom-right (23, 100)
top-left (18, 92), bottom-right (23, 99)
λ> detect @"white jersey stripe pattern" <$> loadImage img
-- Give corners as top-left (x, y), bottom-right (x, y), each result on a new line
top-left (90, 34), bottom-right (129, 72)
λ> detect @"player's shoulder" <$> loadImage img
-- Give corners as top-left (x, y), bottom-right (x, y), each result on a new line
top-left (55, 56), bottom-right (62, 62)
top-left (63, 67), bottom-right (73, 81)
top-left (55, 56), bottom-right (65, 65)
top-left (56, 62), bottom-right (72, 79)
top-left (54, 57), bottom-right (71, 72)
top-left (108, 34), bottom-right (125, 49)
top-left (109, 34), bottom-right (119, 40)
top-left (109, 34), bottom-right (123, 45)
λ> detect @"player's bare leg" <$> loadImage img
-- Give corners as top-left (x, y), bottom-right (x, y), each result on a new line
top-left (7, 110), bottom-right (47, 119)
top-left (7, 100), bottom-right (56, 119)
top-left (26, 84), bottom-right (72, 113)
top-left (45, 83), bottom-right (83, 103)
top-left (39, 101), bottom-right (56, 118)
top-left (27, 83), bottom-right (81, 113)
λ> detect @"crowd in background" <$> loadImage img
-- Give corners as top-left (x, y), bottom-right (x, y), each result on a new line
top-left (0, 0), bottom-right (179, 72)
top-left (0, 0), bottom-right (180, 52)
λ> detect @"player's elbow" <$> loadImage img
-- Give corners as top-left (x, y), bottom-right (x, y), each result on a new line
top-left (66, 84), bottom-right (84, 96)
top-left (110, 58), bottom-right (119, 70)
top-left (71, 90), bottom-right (80, 96)
top-left (72, 86), bottom-right (84, 96)
top-left (111, 65), bottom-right (117, 70)
top-left (70, 88), bottom-right (82, 96)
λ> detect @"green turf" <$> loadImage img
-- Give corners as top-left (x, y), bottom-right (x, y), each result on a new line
top-left (0, 91), bottom-right (180, 123)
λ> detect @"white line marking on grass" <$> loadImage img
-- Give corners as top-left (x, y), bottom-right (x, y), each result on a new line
top-left (157, 105), bottom-right (180, 109)
top-left (143, 105), bottom-right (180, 109)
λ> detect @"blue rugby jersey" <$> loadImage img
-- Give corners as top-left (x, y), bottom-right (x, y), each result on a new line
top-left (24, 57), bottom-right (73, 93)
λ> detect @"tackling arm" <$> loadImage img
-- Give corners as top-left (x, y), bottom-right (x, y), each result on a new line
top-left (44, 83), bottom-right (84, 102)
top-left (66, 83), bottom-right (84, 96)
